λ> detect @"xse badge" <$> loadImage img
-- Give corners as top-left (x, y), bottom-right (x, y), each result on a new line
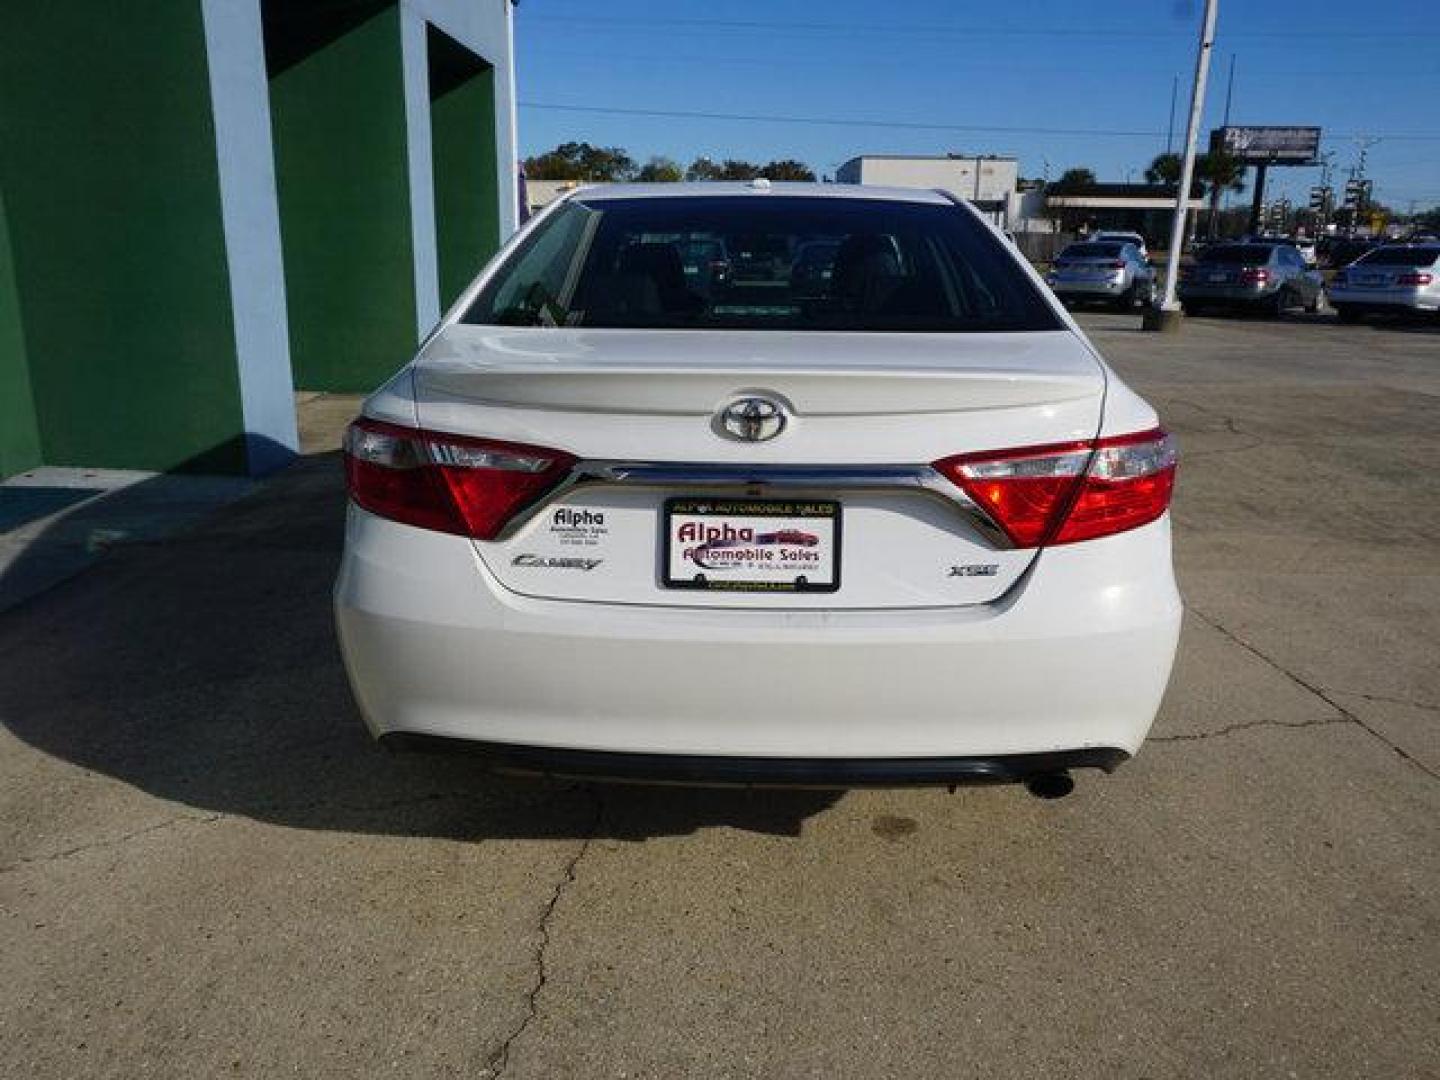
top-left (949, 563), bottom-right (999, 577)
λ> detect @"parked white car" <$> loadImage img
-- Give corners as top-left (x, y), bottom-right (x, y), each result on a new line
top-left (1328, 243), bottom-right (1440, 322)
top-left (335, 183), bottom-right (1182, 793)
top-left (1047, 240), bottom-right (1157, 310)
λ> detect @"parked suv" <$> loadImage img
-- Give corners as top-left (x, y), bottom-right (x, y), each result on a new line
top-left (1178, 242), bottom-right (1323, 316)
top-left (1046, 241), bottom-right (1156, 310)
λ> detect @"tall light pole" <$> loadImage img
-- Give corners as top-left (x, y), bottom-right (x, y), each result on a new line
top-left (1146, 0), bottom-right (1219, 332)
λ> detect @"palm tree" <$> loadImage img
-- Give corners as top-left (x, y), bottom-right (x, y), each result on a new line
top-left (1144, 153), bottom-right (1182, 186)
top-left (1197, 152), bottom-right (1246, 237)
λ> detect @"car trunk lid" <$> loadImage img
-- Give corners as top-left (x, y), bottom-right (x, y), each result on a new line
top-left (412, 326), bottom-right (1106, 609)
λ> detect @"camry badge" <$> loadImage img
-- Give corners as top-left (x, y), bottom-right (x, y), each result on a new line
top-left (719, 397), bottom-right (787, 442)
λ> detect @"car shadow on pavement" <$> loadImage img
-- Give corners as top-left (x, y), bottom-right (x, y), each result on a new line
top-left (0, 453), bottom-right (839, 842)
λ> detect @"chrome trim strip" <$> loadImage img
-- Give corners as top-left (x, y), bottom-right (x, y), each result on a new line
top-left (500, 460), bottom-right (1013, 549)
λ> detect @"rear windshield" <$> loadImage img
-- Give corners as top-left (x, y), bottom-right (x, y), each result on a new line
top-left (1060, 243), bottom-right (1123, 258)
top-left (1356, 245), bottom-right (1440, 266)
top-left (463, 196), bottom-right (1061, 332)
top-left (1198, 244), bottom-right (1274, 264)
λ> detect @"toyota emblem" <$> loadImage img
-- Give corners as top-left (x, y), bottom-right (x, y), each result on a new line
top-left (719, 397), bottom-right (787, 442)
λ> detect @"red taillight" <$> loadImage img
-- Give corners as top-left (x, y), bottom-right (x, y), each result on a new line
top-left (1239, 267), bottom-right (1270, 284)
top-left (934, 428), bottom-right (1178, 548)
top-left (1397, 272), bottom-right (1433, 286)
top-left (343, 418), bottom-right (576, 540)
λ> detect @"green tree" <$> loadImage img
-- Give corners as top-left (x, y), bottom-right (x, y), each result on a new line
top-left (761, 159), bottom-right (817, 181)
top-left (717, 159), bottom-right (763, 180)
top-left (636, 156), bottom-right (684, 182)
top-left (1411, 205), bottom-right (1440, 233)
top-left (523, 142), bottom-right (636, 182)
top-left (1054, 167), bottom-right (1096, 190)
top-left (685, 156), bottom-right (726, 181)
top-left (1144, 153), bottom-right (1182, 185)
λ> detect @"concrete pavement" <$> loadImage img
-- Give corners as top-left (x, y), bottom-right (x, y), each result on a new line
top-left (2, 311), bottom-right (1436, 1077)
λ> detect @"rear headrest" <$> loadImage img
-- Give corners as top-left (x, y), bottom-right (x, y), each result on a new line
top-left (617, 243), bottom-right (687, 293)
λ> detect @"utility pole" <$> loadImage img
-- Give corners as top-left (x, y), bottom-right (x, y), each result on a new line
top-left (1347, 136), bottom-right (1381, 236)
top-left (1146, 0), bottom-right (1218, 332)
top-left (1249, 164), bottom-right (1268, 234)
top-left (1166, 75), bottom-right (1178, 155)
top-left (1222, 54), bottom-right (1236, 126)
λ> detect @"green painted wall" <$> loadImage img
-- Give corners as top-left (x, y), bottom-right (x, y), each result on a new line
top-left (430, 41), bottom-right (499, 308)
top-left (0, 184), bottom-right (42, 479)
top-left (0, 0), bottom-right (248, 474)
top-left (269, 6), bottom-right (417, 392)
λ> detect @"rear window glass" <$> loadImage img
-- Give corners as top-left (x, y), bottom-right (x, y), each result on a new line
top-left (1356, 246), bottom-right (1440, 266)
top-left (1198, 245), bottom-right (1274, 264)
top-left (463, 196), bottom-right (1061, 333)
top-left (1061, 243), bottom-right (1123, 258)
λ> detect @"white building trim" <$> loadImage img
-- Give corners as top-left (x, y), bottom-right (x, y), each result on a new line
top-left (399, 0), bottom-right (517, 336)
top-left (400, 7), bottom-right (442, 336)
top-left (199, 0), bottom-right (298, 470)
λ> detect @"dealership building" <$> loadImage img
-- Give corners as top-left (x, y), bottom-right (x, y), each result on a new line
top-left (837, 155), bottom-right (1026, 226)
top-left (1, 0), bottom-right (517, 480)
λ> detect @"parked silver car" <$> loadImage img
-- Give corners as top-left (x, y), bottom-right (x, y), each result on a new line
top-left (1328, 244), bottom-right (1440, 323)
top-left (1178, 242), bottom-right (1323, 316)
top-left (1047, 241), bottom-right (1156, 310)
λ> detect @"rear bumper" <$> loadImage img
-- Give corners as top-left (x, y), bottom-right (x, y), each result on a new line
top-left (378, 735), bottom-right (1128, 787)
top-left (1178, 283), bottom-right (1275, 302)
top-left (1049, 278), bottom-right (1128, 297)
top-left (335, 507), bottom-right (1182, 763)
top-left (1328, 287), bottom-right (1438, 312)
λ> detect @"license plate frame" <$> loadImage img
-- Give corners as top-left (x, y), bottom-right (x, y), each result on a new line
top-left (662, 497), bottom-right (842, 593)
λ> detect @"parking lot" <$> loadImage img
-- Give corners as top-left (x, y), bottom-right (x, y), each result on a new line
top-left (2, 311), bottom-right (1437, 1077)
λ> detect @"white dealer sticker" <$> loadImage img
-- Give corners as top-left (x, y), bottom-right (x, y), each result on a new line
top-left (548, 506), bottom-right (608, 547)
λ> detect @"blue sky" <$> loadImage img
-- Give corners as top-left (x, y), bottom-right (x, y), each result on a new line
top-left (514, 0), bottom-right (1440, 212)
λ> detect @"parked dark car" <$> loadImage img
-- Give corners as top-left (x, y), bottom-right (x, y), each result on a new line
top-left (1178, 243), bottom-right (1323, 316)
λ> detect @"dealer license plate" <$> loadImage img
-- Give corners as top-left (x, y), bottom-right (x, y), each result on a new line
top-left (663, 498), bottom-right (840, 592)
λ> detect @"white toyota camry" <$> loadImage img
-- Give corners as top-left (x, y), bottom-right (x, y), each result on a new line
top-left (335, 182), bottom-right (1182, 793)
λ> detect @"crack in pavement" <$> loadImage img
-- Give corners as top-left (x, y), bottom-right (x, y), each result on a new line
top-left (1188, 606), bottom-right (1440, 782)
top-left (0, 811), bottom-right (225, 875)
top-left (1151, 715), bottom-right (1351, 744)
top-left (1320, 689), bottom-right (1440, 714)
top-left (484, 787), bottom-right (602, 1079)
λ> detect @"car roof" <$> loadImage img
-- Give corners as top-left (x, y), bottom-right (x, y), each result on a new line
top-left (564, 182), bottom-right (957, 206)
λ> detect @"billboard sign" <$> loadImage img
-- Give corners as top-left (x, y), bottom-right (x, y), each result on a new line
top-left (1211, 126), bottom-right (1322, 165)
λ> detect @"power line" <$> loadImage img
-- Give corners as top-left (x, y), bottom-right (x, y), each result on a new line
top-left (529, 47), bottom-right (1407, 81)
top-left (522, 13), bottom-right (1440, 41)
top-left (518, 101), bottom-right (1164, 139)
top-left (518, 101), bottom-right (1440, 143)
